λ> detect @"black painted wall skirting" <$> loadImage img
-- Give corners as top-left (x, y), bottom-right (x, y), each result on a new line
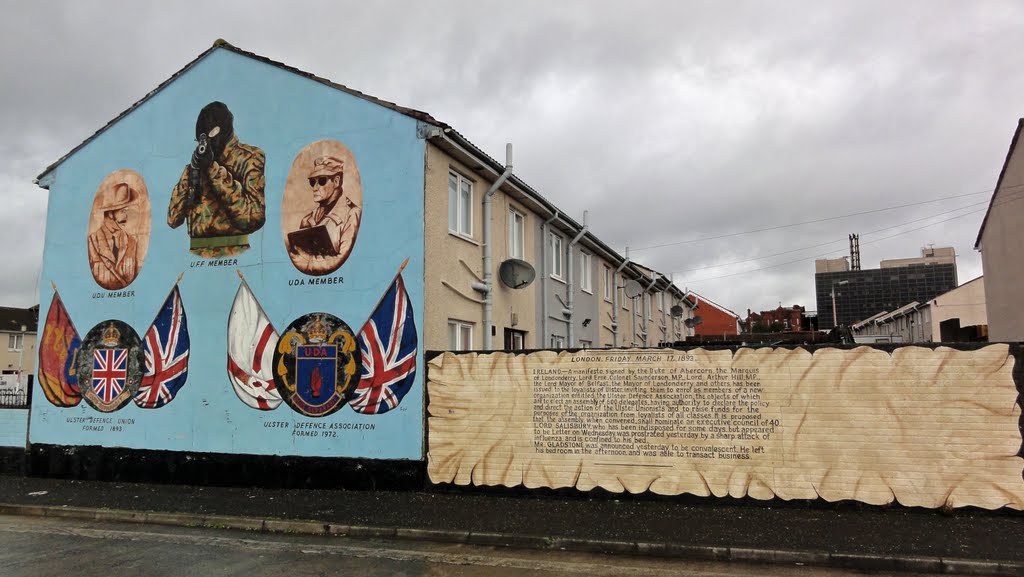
top-left (0, 447), bottom-right (27, 476)
top-left (27, 444), bottom-right (424, 490)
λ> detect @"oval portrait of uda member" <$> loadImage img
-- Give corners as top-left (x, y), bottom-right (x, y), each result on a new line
top-left (281, 140), bottom-right (363, 276)
top-left (87, 169), bottom-right (151, 290)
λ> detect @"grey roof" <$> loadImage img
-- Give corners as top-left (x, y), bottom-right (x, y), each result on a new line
top-left (0, 305), bottom-right (38, 333)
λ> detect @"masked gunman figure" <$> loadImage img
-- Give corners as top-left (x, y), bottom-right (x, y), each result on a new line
top-left (168, 102), bottom-right (266, 257)
top-left (88, 182), bottom-right (141, 290)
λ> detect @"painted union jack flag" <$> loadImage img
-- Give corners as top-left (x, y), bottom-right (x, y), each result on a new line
top-left (349, 274), bottom-right (417, 415)
top-left (135, 286), bottom-right (190, 409)
top-left (93, 348), bottom-right (127, 404)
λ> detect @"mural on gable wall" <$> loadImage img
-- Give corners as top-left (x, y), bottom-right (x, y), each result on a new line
top-left (37, 289), bottom-right (82, 407)
top-left (281, 140), bottom-right (363, 276)
top-left (38, 283), bottom-right (190, 412)
top-left (77, 319), bottom-right (144, 412)
top-left (167, 101), bottom-right (266, 258)
top-left (87, 170), bottom-right (151, 290)
top-left (32, 46), bottom-right (426, 460)
top-left (227, 262), bottom-right (417, 417)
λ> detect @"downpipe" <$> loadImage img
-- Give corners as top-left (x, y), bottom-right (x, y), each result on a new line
top-left (566, 211), bottom-right (588, 347)
top-left (540, 210), bottom-right (559, 348)
top-left (478, 143), bottom-right (513, 350)
top-left (612, 248), bottom-right (629, 347)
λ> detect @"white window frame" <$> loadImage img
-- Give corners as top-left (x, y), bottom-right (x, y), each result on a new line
top-left (549, 233), bottom-right (564, 281)
top-left (603, 266), bottom-right (612, 301)
top-left (645, 293), bottom-right (652, 320)
top-left (550, 334), bottom-right (566, 349)
top-left (447, 320), bottom-right (473, 351)
top-left (8, 334), bottom-right (23, 352)
top-left (508, 207), bottom-right (525, 260)
top-left (580, 252), bottom-right (593, 293)
top-left (579, 339), bottom-right (592, 349)
top-left (448, 170), bottom-right (473, 238)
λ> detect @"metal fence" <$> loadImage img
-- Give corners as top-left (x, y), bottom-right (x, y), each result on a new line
top-left (0, 389), bottom-right (29, 409)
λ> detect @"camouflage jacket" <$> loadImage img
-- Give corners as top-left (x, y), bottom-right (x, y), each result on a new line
top-left (168, 135), bottom-right (266, 240)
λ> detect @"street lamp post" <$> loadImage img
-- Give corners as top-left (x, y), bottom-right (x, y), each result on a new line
top-left (831, 280), bottom-right (849, 329)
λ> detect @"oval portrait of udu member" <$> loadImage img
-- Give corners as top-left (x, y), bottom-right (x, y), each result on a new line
top-left (87, 169), bottom-right (152, 290)
top-left (281, 140), bottom-right (363, 276)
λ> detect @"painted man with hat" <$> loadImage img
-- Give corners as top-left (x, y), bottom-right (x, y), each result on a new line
top-left (88, 182), bottom-right (141, 290)
top-left (289, 155), bottom-right (361, 275)
top-left (168, 101), bottom-right (266, 257)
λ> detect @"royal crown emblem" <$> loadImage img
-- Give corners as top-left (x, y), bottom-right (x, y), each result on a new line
top-left (304, 314), bottom-right (329, 344)
top-left (274, 312), bottom-right (359, 418)
top-left (100, 322), bottom-right (122, 347)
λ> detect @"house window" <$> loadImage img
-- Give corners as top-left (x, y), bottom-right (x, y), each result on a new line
top-left (508, 208), bottom-right (525, 259)
top-left (645, 294), bottom-right (652, 320)
top-left (579, 339), bottom-right (592, 349)
top-left (580, 252), bottom-right (592, 293)
top-left (550, 335), bottom-right (566, 348)
top-left (448, 171), bottom-right (473, 238)
top-left (504, 328), bottom-right (527, 350)
top-left (8, 334), bottom-right (23, 352)
top-left (549, 233), bottom-right (564, 280)
top-left (603, 266), bottom-right (612, 301)
top-left (447, 320), bottom-right (473, 351)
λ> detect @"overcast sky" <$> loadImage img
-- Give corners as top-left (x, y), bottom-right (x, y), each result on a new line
top-left (1, 1), bottom-right (1019, 317)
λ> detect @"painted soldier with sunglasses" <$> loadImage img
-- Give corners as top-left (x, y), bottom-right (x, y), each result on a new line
top-left (290, 155), bottom-right (361, 274)
top-left (168, 101), bottom-right (266, 257)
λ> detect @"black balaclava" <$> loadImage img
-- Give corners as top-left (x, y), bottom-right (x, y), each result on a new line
top-left (195, 101), bottom-right (234, 158)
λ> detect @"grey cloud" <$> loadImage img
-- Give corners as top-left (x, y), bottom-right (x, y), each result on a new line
top-left (0, 0), bottom-right (1018, 317)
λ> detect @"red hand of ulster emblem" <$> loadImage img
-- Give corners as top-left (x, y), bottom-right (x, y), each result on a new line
top-left (311, 366), bottom-right (322, 398)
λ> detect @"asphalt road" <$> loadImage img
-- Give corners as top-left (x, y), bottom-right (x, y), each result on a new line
top-left (0, 515), bottom-right (961, 577)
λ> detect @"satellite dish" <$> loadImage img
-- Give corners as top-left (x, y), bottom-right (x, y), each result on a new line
top-left (623, 279), bottom-right (643, 299)
top-left (683, 316), bottom-right (703, 328)
top-left (498, 259), bottom-right (536, 289)
top-left (670, 305), bottom-right (684, 318)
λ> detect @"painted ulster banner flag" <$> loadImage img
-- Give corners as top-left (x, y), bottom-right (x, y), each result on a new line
top-left (227, 280), bottom-right (282, 410)
top-left (134, 285), bottom-right (190, 408)
top-left (349, 271), bottom-right (417, 415)
top-left (37, 289), bottom-right (82, 407)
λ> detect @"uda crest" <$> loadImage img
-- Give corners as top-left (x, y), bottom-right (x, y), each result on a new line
top-left (273, 313), bottom-right (360, 417)
top-left (77, 320), bottom-right (144, 412)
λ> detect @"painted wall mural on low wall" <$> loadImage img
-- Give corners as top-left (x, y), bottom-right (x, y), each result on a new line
top-left (32, 48), bottom-right (425, 460)
top-left (427, 346), bottom-right (1024, 509)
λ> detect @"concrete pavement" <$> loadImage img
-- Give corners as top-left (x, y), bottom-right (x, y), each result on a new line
top-left (0, 475), bottom-right (1021, 576)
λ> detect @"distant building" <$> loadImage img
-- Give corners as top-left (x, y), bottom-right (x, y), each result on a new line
top-left (814, 247), bottom-right (958, 330)
top-left (744, 305), bottom-right (811, 333)
top-left (851, 276), bottom-right (987, 343)
top-left (685, 292), bottom-right (740, 336)
top-left (0, 305), bottom-right (38, 383)
top-left (976, 119), bottom-right (1024, 341)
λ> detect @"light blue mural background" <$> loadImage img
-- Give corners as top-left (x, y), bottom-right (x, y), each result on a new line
top-left (29, 48), bottom-right (426, 460)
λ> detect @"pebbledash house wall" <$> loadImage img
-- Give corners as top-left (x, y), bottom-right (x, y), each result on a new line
top-left (33, 46), bottom-right (426, 460)
top-left (978, 120), bottom-right (1024, 342)
top-left (423, 142), bottom-right (538, 350)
